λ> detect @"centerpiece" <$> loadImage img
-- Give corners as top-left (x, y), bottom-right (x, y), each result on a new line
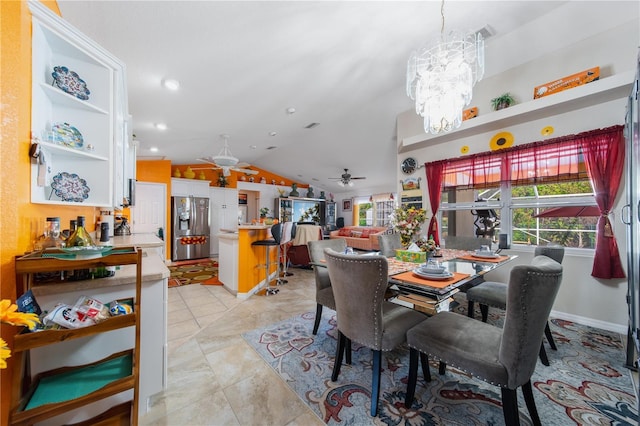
top-left (390, 205), bottom-right (428, 247)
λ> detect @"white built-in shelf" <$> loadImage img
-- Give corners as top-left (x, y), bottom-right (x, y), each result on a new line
top-left (400, 70), bottom-right (635, 152)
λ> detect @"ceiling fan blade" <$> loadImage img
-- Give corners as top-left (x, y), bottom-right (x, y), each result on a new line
top-left (236, 161), bottom-right (251, 168)
top-left (232, 167), bottom-right (258, 175)
top-left (196, 157), bottom-right (217, 165)
top-left (351, 177), bottom-right (367, 180)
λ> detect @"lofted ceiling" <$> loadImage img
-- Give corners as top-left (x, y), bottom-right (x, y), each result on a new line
top-left (56, 1), bottom-right (630, 194)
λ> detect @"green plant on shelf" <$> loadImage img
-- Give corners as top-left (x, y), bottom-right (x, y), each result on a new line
top-left (491, 93), bottom-right (516, 111)
top-left (260, 207), bottom-right (270, 218)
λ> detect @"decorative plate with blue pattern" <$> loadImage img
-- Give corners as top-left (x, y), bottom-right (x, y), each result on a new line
top-left (52, 66), bottom-right (90, 100)
top-left (51, 172), bottom-right (90, 202)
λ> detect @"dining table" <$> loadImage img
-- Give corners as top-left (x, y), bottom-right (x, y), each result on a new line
top-left (312, 248), bottom-right (517, 314)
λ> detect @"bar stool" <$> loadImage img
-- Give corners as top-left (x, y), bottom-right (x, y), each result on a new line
top-left (252, 223), bottom-right (283, 295)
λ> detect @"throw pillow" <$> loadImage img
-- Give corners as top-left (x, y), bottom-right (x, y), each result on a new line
top-left (338, 228), bottom-right (351, 237)
top-left (360, 229), bottom-right (371, 238)
top-left (351, 231), bottom-right (363, 238)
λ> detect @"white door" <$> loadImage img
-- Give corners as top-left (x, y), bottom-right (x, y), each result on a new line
top-left (132, 181), bottom-right (167, 236)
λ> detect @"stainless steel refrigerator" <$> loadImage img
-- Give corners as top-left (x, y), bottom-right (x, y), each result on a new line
top-left (171, 196), bottom-right (210, 261)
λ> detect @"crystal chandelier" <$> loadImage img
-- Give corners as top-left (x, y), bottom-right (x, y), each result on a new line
top-left (406, 0), bottom-right (484, 135)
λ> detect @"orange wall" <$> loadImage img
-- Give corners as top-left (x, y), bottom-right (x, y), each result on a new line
top-left (174, 164), bottom-right (309, 190)
top-left (0, 1), bottom-right (92, 422)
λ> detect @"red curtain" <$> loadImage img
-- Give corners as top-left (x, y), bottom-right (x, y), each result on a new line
top-left (578, 127), bottom-right (626, 278)
top-left (425, 125), bottom-right (625, 279)
top-left (425, 162), bottom-right (444, 246)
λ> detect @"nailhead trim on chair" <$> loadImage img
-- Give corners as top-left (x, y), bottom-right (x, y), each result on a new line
top-left (331, 256), bottom-right (387, 348)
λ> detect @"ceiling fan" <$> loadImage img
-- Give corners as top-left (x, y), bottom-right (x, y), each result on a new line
top-left (329, 168), bottom-right (366, 187)
top-left (195, 134), bottom-right (259, 177)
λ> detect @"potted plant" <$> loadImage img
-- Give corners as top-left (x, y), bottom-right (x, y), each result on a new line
top-left (491, 93), bottom-right (516, 111)
top-left (260, 207), bottom-right (270, 218)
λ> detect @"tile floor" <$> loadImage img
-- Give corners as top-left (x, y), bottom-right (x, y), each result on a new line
top-left (140, 266), bottom-right (326, 425)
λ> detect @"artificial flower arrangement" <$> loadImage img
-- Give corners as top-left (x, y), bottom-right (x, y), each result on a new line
top-left (390, 205), bottom-right (428, 247)
top-left (0, 299), bottom-right (40, 369)
top-left (415, 235), bottom-right (438, 254)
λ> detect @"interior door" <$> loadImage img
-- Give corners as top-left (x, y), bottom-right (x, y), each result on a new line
top-left (132, 181), bottom-right (167, 236)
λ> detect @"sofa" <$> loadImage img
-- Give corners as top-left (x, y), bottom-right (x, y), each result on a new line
top-left (329, 226), bottom-right (388, 251)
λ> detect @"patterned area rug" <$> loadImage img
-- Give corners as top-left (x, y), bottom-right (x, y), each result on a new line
top-left (242, 297), bottom-right (638, 425)
top-left (167, 259), bottom-right (220, 287)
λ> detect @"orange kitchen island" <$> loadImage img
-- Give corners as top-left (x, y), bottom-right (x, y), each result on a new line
top-left (218, 225), bottom-right (279, 298)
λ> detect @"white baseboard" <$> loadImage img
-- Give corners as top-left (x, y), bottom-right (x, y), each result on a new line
top-left (551, 309), bottom-right (627, 335)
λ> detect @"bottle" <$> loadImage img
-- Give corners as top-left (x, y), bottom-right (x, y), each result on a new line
top-left (66, 216), bottom-right (95, 247)
top-left (66, 216), bottom-right (93, 280)
top-left (41, 217), bottom-right (65, 248)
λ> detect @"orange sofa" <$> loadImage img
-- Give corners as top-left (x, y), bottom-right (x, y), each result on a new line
top-left (329, 226), bottom-right (388, 251)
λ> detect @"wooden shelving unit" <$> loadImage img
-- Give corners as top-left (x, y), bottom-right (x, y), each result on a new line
top-left (10, 247), bottom-right (142, 426)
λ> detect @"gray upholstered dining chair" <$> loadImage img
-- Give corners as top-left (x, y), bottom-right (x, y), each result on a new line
top-left (307, 239), bottom-right (347, 335)
top-left (405, 255), bottom-right (563, 426)
top-left (324, 249), bottom-right (425, 417)
top-left (466, 245), bottom-right (565, 365)
top-left (377, 233), bottom-right (403, 257)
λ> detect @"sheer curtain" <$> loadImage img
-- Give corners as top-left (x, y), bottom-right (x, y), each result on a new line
top-left (424, 125), bottom-right (625, 278)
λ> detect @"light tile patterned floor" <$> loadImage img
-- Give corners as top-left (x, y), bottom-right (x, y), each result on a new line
top-left (140, 267), bottom-right (325, 425)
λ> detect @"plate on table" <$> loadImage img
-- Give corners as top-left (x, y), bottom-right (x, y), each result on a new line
top-left (51, 172), bottom-right (90, 202)
top-left (52, 66), bottom-right (90, 100)
top-left (472, 251), bottom-right (500, 259)
top-left (50, 122), bottom-right (84, 148)
top-left (413, 269), bottom-right (454, 280)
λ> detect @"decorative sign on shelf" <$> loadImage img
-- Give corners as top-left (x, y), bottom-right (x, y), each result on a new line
top-left (533, 66), bottom-right (600, 99)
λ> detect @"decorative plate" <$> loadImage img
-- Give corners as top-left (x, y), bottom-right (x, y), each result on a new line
top-left (52, 66), bottom-right (90, 100)
top-left (51, 172), bottom-right (90, 202)
top-left (50, 122), bottom-right (83, 148)
top-left (413, 269), bottom-right (453, 280)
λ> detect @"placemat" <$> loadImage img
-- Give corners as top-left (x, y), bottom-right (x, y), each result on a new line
top-left (392, 271), bottom-right (470, 289)
top-left (457, 254), bottom-right (510, 263)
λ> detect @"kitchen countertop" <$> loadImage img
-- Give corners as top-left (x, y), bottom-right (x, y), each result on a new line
top-left (102, 233), bottom-right (165, 248)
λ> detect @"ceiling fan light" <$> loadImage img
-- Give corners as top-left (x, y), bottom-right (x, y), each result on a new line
top-left (338, 180), bottom-right (345, 187)
top-left (348, 181), bottom-right (354, 187)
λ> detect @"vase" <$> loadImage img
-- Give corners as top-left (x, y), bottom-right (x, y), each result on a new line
top-left (173, 168), bottom-right (181, 178)
top-left (306, 187), bottom-right (314, 198)
top-left (183, 167), bottom-right (196, 179)
top-left (289, 183), bottom-right (299, 197)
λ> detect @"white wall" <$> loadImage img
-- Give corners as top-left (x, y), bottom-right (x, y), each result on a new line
top-left (396, 14), bottom-right (639, 332)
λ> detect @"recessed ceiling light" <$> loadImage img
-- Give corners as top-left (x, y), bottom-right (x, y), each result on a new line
top-left (250, 145), bottom-right (257, 149)
top-left (155, 123), bottom-right (167, 131)
top-left (150, 147), bottom-right (159, 152)
top-left (286, 107), bottom-right (296, 115)
top-left (162, 78), bottom-right (180, 91)
top-left (269, 131), bottom-right (277, 137)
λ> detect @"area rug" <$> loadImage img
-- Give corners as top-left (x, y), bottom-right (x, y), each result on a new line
top-left (242, 299), bottom-right (638, 425)
top-left (167, 259), bottom-right (220, 287)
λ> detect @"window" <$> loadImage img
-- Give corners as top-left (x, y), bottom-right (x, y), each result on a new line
top-left (354, 195), bottom-right (395, 227)
top-left (432, 129), bottom-right (610, 249)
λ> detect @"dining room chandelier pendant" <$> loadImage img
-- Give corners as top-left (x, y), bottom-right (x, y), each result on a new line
top-left (406, 0), bottom-right (485, 135)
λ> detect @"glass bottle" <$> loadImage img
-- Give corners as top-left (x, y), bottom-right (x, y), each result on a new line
top-left (41, 217), bottom-right (65, 248)
top-left (66, 216), bottom-right (95, 247)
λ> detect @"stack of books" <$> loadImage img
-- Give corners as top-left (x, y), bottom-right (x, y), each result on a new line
top-left (394, 289), bottom-right (459, 315)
